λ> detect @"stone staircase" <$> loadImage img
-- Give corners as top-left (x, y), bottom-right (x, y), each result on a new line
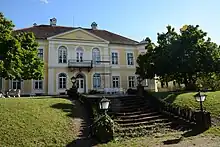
top-left (108, 96), bottom-right (191, 137)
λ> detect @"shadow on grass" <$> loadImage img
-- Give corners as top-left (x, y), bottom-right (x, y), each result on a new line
top-left (51, 100), bottom-right (98, 147)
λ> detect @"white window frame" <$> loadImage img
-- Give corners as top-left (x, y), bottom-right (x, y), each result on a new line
top-left (127, 52), bottom-right (134, 65)
top-left (112, 76), bottom-right (120, 88)
top-left (92, 48), bottom-right (101, 64)
top-left (0, 77), bottom-right (2, 90)
top-left (128, 76), bottom-right (135, 88)
top-left (58, 46), bottom-right (67, 64)
top-left (11, 80), bottom-right (22, 89)
top-left (58, 73), bottom-right (67, 89)
top-left (34, 79), bottom-right (43, 90)
top-left (93, 73), bottom-right (101, 88)
top-left (38, 48), bottom-right (44, 60)
top-left (111, 52), bottom-right (119, 65)
top-left (76, 47), bottom-right (84, 62)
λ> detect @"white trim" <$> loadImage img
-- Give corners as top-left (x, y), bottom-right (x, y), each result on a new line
top-left (73, 71), bottom-right (88, 93)
top-left (57, 72), bottom-right (68, 90)
top-left (57, 45), bottom-right (68, 64)
top-left (111, 50), bottom-right (120, 67)
top-left (49, 40), bottom-right (109, 47)
top-left (112, 75), bottom-right (121, 88)
top-left (47, 28), bottom-right (109, 43)
top-left (127, 76), bottom-right (136, 89)
top-left (32, 79), bottom-right (45, 94)
top-left (125, 51), bottom-right (135, 67)
top-left (91, 47), bottom-right (101, 65)
top-left (0, 77), bottom-right (3, 91)
top-left (109, 44), bottom-right (137, 50)
top-left (38, 47), bottom-right (44, 61)
top-left (91, 72), bottom-right (102, 89)
top-left (9, 79), bottom-right (24, 94)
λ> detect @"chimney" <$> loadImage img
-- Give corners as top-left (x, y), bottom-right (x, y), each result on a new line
top-left (91, 22), bottom-right (98, 30)
top-left (50, 18), bottom-right (57, 26)
top-left (33, 23), bottom-right (37, 26)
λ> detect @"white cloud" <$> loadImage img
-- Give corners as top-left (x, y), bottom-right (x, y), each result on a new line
top-left (40, 0), bottom-right (49, 4)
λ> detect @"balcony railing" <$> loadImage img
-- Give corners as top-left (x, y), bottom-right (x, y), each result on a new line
top-left (68, 59), bottom-right (93, 68)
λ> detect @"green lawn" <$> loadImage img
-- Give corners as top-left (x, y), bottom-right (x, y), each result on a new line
top-left (151, 91), bottom-right (220, 136)
top-left (151, 91), bottom-right (220, 118)
top-left (0, 97), bottom-right (76, 147)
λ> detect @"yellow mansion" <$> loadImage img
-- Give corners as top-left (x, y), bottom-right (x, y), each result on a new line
top-left (0, 18), bottom-right (157, 95)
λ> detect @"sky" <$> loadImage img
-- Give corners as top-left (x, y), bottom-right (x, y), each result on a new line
top-left (1, 0), bottom-right (220, 43)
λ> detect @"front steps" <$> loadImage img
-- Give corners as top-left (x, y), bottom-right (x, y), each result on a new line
top-left (108, 96), bottom-right (191, 137)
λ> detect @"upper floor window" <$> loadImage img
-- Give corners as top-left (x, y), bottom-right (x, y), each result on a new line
top-left (12, 80), bottom-right (22, 89)
top-left (112, 76), bottom-right (120, 88)
top-left (34, 79), bottom-right (43, 90)
top-left (93, 73), bottom-right (101, 88)
top-left (127, 53), bottom-right (134, 65)
top-left (58, 46), bottom-right (67, 63)
top-left (76, 47), bottom-right (83, 62)
top-left (38, 49), bottom-right (43, 60)
top-left (58, 73), bottom-right (67, 89)
top-left (92, 48), bottom-right (101, 64)
top-left (111, 52), bottom-right (118, 65)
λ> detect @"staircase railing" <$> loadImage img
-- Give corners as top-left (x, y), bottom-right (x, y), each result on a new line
top-left (144, 91), bottom-right (197, 123)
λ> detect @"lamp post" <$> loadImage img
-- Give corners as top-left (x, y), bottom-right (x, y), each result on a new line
top-left (99, 97), bottom-right (110, 115)
top-left (194, 91), bottom-right (207, 112)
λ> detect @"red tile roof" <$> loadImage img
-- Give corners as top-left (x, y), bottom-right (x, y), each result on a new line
top-left (14, 25), bottom-right (139, 45)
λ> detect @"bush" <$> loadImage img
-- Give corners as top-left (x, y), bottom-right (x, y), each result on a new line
top-left (126, 88), bottom-right (137, 95)
top-left (196, 73), bottom-right (220, 91)
top-left (88, 90), bottom-right (101, 94)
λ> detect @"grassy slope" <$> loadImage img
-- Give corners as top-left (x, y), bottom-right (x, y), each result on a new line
top-left (0, 98), bottom-right (76, 147)
top-left (151, 91), bottom-right (220, 117)
top-left (151, 91), bottom-right (220, 136)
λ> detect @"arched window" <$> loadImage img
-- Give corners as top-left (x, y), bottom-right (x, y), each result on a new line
top-left (93, 73), bottom-right (101, 88)
top-left (92, 48), bottom-right (100, 64)
top-left (58, 73), bottom-right (67, 89)
top-left (76, 47), bottom-right (84, 62)
top-left (58, 46), bottom-right (67, 63)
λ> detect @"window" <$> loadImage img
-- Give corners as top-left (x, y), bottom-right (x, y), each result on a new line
top-left (127, 53), bottom-right (134, 65)
top-left (76, 47), bottom-right (83, 62)
top-left (58, 46), bottom-right (67, 63)
top-left (112, 76), bottom-right (120, 88)
top-left (92, 48), bottom-right (101, 64)
top-left (12, 80), bottom-right (21, 89)
top-left (58, 73), bottom-right (67, 89)
top-left (0, 77), bottom-right (2, 90)
top-left (38, 49), bottom-right (43, 60)
top-left (111, 52), bottom-right (118, 65)
top-left (128, 76), bottom-right (135, 88)
top-left (93, 73), bottom-right (101, 88)
top-left (34, 79), bottom-right (43, 90)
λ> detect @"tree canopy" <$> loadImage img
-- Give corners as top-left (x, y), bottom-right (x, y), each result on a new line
top-left (136, 25), bottom-right (220, 90)
top-left (0, 12), bottom-right (44, 80)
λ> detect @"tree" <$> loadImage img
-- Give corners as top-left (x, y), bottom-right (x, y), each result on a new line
top-left (136, 24), bottom-right (220, 90)
top-left (0, 12), bottom-right (44, 80)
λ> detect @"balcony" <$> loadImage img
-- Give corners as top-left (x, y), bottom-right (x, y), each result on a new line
top-left (68, 59), bottom-right (93, 72)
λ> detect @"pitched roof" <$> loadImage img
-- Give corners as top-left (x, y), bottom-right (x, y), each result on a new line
top-left (14, 25), bottom-right (139, 45)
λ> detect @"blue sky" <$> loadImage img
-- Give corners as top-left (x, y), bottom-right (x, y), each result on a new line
top-left (1, 0), bottom-right (220, 43)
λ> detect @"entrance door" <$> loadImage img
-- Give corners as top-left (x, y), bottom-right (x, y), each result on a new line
top-left (76, 78), bottom-right (84, 93)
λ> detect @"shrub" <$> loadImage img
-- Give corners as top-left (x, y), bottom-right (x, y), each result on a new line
top-left (126, 88), bottom-right (137, 95)
top-left (196, 73), bottom-right (220, 91)
top-left (88, 90), bottom-right (100, 94)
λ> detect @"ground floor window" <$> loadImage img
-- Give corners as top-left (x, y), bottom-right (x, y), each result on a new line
top-left (128, 76), bottom-right (135, 88)
top-left (0, 77), bottom-right (2, 90)
top-left (34, 79), bottom-right (43, 90)
top-left (12, 80), bottom-right (21, 89)
top-left (58, 73), bottom-right (67, 89)
top-left (93, 73), bottom-right (101, 88)
top-left (112, 76), bottom-right (120, 88)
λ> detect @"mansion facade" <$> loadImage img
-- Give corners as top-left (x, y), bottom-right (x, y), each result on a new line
top-left (0, 18), bottom-right (157, 95)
